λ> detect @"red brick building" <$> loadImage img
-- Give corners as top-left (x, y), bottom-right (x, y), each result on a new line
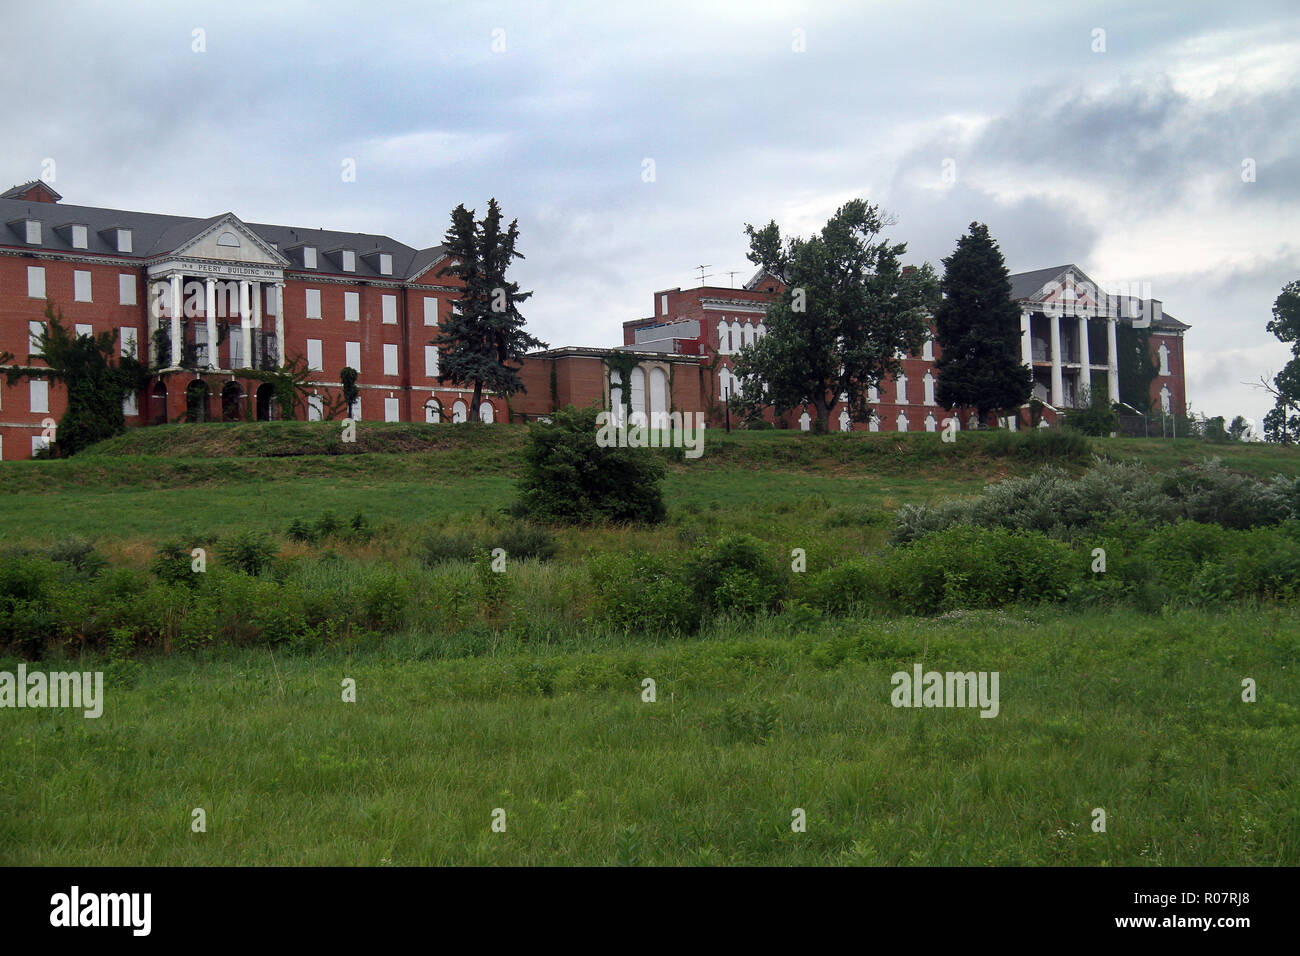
top-left (0, 183), bottom-right (1189, 457)
top-left (0, 182), bottom-right (496, 459)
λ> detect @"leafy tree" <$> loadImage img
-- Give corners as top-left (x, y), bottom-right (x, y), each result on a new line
top-left (1115, 322), bottom-right (1158, 413)
top-left (932, 222), bottom-right (1032, 425)
top-left (340, 366), bottom-right (359, 418)
top-left (511, 405), bottom-right (666, 524)
top-left (1060, 386), bottom-right (1118, 436)
top-left (434, 199), bottom-right (546, 421)
top-left (1261, 279), bottom-right (1300, 442)
top-left (2, 302), bottom-right (148, 456)
top-left (732, 200), bottom-right (939, 432)
top-left (1228, 415), bottom-right (1252, 441)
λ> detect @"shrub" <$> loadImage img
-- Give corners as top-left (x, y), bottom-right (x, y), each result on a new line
top-left (800, 557), bottom-right (891, 614)
top-left (492, 522), bottom-right (558, 562)
top-left (217, 531), bottom-right (279, 576)
top-left (419, 530), bottom-right (482, 565)
top-left (684, 533), bottom-right (785, 615)
top-left (588, 552), bottom-right (698, 635)
top-left (149, 542), bottom-right (201, 587)
top-left (46, 536), bottom-right (107, 576)
top-left (512, 405), bottom-right (667, 524)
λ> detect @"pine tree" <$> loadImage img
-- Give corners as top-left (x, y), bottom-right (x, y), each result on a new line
top-left (933, 222), bottom-right (1032, 426)
top-left (432, 199), bottom-right (546, 421)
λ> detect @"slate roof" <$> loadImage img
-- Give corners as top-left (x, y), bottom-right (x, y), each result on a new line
top-left (0, 192), bottom-right (444, 282)
top-left (1008, 264), bottom-right (1189, 332)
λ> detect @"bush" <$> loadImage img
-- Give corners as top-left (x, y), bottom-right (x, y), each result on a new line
top-left (217, 531), bottom-right (279, 576)
top-left (149, 542), bottom-right (201, 587)
top-left (492, 522), bottom-right (558, 562)
top-left (588, 552), bottom-right (698, 635)
top-left (512, 405), bottom-right (667, 524)
top-left (684, 533), bottom-right (785, 615)
top-left (800, 557), bottom-right (891, 614)
top-left (419, 530), bottom-right (482, 566)
top-left (46, 536), bottom-right (107, 576)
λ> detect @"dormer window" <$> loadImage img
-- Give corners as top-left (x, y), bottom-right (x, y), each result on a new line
top-left (217, 231), bottom-right (240, 247)
top-left (303, 246), bottom-right (317, 269)
top-left (71, 224), bottom-right (88, 249)
top-left (116, 228), bottom-right (132, 253)
top-left (25, 220), bottom-right (41, 244)
top-left (379, 253), bottom-right (392, 275)
top-left (342, 250), bottom-right (356, 272)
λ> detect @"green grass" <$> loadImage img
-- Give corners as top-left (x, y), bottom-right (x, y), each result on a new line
top-left (2, 607), bottom-right (1295, 865)
top-left (2, 424), bottom-right (1298, 865)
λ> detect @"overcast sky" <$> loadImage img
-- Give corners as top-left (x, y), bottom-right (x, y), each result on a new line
top-left (3, 0), bottom-right (1297, 425)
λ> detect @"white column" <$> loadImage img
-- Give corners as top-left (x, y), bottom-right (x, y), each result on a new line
top-left (1078, 314), bottom-right (1090, 406)
top-left (205, 278), bottom-right (218, 369)
top-left (1020, 311), bottom-right (1032, 367)
top-left (252, 281), bottom-right (262, 366)
top-left (274, 282), bottom-right (286, 368)
top-left (1049, 311), bottom-right (1064, 407)
top-left (1106, 317), bottom-right (1120, 404)
top-left (169, 273), bottom-right (183, 367)
top-left (147, 279), bottom-right (160, 366)
top-left (239, 280), bottom-right (252, 369)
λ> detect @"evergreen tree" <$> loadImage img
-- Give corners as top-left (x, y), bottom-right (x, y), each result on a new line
top-left (932, 222), bottom-right (1032, 426)
top-left (1, 301), bottom-right (149, 456)
top-left (433, 199), bottom-right (546, 421)
top-left (1262, 279), bottom-right (1300, 443)
top-left (732, 200), bottom-right (939, 432)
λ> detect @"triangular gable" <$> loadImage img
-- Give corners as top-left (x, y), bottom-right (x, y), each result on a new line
top-left (1018, 264), bottom-right (1108, 316)
top-left (158, 213), bottom-right (289, 266)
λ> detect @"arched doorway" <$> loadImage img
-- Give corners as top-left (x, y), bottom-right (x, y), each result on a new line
top-left (221, 382), bottom-right (243, 421)
top-left (479, 401), bottom-right (494, 423)
top-left (452, 400), bottom-right (467, 423)
top-left (185, 380), bottom-right (211, 423)
top-left (148, 380), bottom-right (168, 425)
top-left (255, 383), bottom-right (277, 421)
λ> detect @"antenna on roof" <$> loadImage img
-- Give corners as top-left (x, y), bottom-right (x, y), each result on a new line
top-left (694, 264), bottom-right (712, 285)
top-left (725, 270), bottom-right (740, 288)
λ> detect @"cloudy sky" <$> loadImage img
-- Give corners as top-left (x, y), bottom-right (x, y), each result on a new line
top-left (3, 0), bottom-right (1297, 424)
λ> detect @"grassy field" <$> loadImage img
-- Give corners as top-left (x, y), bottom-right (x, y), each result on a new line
top-left (1, 422), bottom-right (1298, 865)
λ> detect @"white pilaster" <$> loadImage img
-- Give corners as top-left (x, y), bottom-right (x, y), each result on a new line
top-left (205, 279), bottom-right (218, 370)
top-left (274, 283), bottom-right (286, 368)
top-left (252, 281), bottom-right (263, 366)
top-left (240, 280), bottom-right (252, 369)
top-left (169, 273), bottom-right (183, 367)
top-left (1078, 314), bottom-right (1091, 406)
top-left (1049, 311), bottom-right (1063, 407)
top-left (1107, 317), bottom-right (1120, 404)
top-left (1020, 311), bottom-right (1032, 367)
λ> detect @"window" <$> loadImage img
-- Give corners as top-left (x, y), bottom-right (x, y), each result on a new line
top-left (425, 397), bottom-right (440, 423)
top-left (344, 292), bottom-right (359, 322)
top-left (923, 338), bottom-right (934, 361)
top-left (306, 289), bottom-right (322, 319)
top-left (424, 345), bottom-right (439, 378)
top-left (479, 402), bottom-right (494, 424)
top-left (1158, 342), bottom-right (1171, 376)
top-left (424, 297), bottom-right (438, 326)
top-left (382, 295), bottom-right (397, 324)
top-left (342, 250), bottom-right (356, 272)
top-left (896, 373), bottom-right (908, 404)
top-left (75, 324), bottom-right (93, 338)
top-left (119, 274), bottom-right (136, 305)
top-left (25, 220), bottom-right (41, 243)
top-left (452, 400), bottom-right (467, 423)
top-left (868, 385), bottom-right (879, 403)
top-left (29, 321), bottom-right (44, 351)
top-left (230, 329), bottom-right (244, 368)
top-left (345, 341), bottom-right (361, 371)
top-left (216, 231), bottom-right (239, 247)
top-left (120, 327), bottom-right (137, 358)
top-left (307, 339), bottom-right (323, 371)
top-left (349, 395), bottom-right (361, 420)
top-left (925, 414), bottom-right (937, 432)
top-left (71, 224), bottom-right (87, 248)
top-left (307, 395), bottom-right (323, 421)
top-left (30, 380), bottom-right (49, 413)
top-left (27, 266), bottom-right (45, 298)
top-left (923, 371), bottom-right (935, 406)
top-left (74, 270), bottom-right (92, 302)
top-left (379, 253), bottom-right (393, 275)
top-left (303, 247), bottom-right (317, 269)
top-left (32, 436), bottom-right (50, 456)
top-left (661, 294), bottom-right (668, 316)
top-left (896, 411), bottom-right (909, 432)
top-left (123, 392), bottom-right (138, 417)
top-left (383, 344), bottom-right (398, 376)
top-left (384, 397), bottom-right (400, 422)
top-left (116, 229), bottom-right (132, 253)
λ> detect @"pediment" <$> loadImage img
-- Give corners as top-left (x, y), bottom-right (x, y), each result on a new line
top-left (170, 214), bottom-right (289, 266)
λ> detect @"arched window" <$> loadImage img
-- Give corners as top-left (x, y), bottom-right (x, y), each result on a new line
top-left (717, 320), bottom-right (729, 354)
top-left (925, 413), bottom-right (936, 432)
top-left (922, 338), bottom-right (934, 361)
top-left (480, 402), bottom-right (495, 423)
top-left (838, 409), bottom-right (851, 432)
top-left (610, 371), bottom-right (624, 425)
top-left (730, 320), bottom-right (743, 354)
top-left (798, 411), bottom-right (811, 431)
top-left (923, 371), bottom-right (935, 405)
top-left (869, 414), bottom-right (881, 432)
top-left (868, 384), bottom-right (879, 403)
top-left (896, 373), bottom-right (908, 404)
top-left (425, 396), bottom-right (440, 423)
top-left (1157, 342), bottom-right (1171, 376)
top-left (452, 400), bottom-right (467, 423)
top-left (307, 395), bottom-right (323, 421)
top-left (1160, 385), bottom-right (1171, 413)
top-left (649, 367), bottom-right (668, 418)
top-left (630, 367), bottom-right (647, 414)
top-left (896, 411), bottom-right (909, 432)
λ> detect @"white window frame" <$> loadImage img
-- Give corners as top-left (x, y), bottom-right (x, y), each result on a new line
top-left (116, 229), bottom-right (132, 253)
top-left (342, 250), bottom-right (356, 272)
top-left (382, 294), bottom-right (397, 324)
top-left (71, 224), bottom-right (88, 249)
top-left (384, 397), bottom-right (400, 422)
top-left (25, 220), bottom-right (41, 244)
top-left (344, 291), bottom-right (360, 322)
top-left (74, 270), bottom-right (92, 303)
top-left (423, 297), bottom-right (438, 326)
top-left (379, 253), bottom-right (393, 275)
top-left (303, 246), bottom-right (317, 269)
top-left (345, 341), bottom-right (361, 372)
top-left (383, 343), bottom-right (398, 376)
top-left (424, 345), bottom-right (439, 378)
top-left (27, 266), bottom-right (45, 298)
top-left (306, 339), bottom-right (324, 372)
top-left (28, 321), bottom-right (44, 352)
top-left (119, 274), bottom-right (136, 305)
top-left (306, 288), bottom-right (322, 319)
top-left (75, 323), bottom-right (93, 338)
top-left (120, 327), bottom-right (138, 359)
top-left (30, 379), bottom-right (49, 414)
